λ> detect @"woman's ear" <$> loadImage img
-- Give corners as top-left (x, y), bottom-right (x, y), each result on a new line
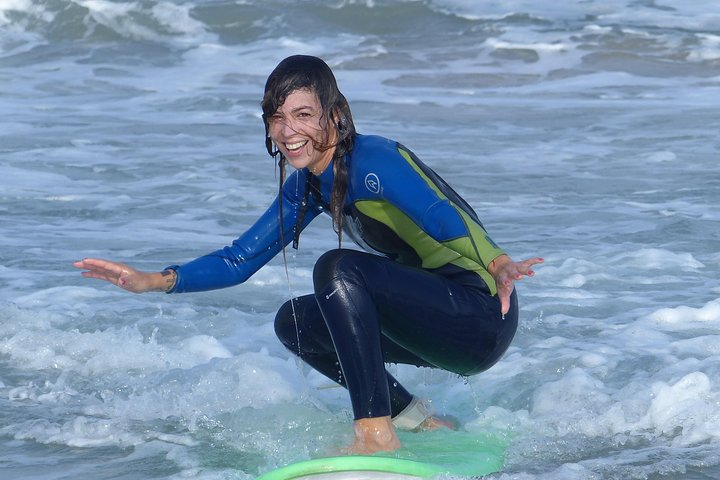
top-left (333, 109), bottom-right (344, 129)
top-left (332, 108), bottom-right (343, 128)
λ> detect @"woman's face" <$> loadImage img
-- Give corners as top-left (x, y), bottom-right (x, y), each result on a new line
top-left (267, 88), bottom-right (336, 174)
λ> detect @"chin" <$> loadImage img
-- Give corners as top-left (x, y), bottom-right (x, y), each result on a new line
top-left (287, 161), bottom-right (311, 171)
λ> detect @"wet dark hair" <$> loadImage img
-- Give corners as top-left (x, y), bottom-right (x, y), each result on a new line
top-left (261, 55), bottom-right (356, 246)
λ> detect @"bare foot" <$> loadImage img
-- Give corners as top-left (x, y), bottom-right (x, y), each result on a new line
top-left (417, 415), bottom-right (458, 432)
top-left (345, 416), bottom-right (401, 455)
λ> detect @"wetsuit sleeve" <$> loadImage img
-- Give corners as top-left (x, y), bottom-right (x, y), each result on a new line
top-left (422, 198), bottom-right (505, 268)
top-left (357, 141), bottom-right (505, 271)
top-left (168, 171), bottom-right (321, 293)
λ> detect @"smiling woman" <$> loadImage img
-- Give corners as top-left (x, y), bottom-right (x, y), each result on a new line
top-left (74, 54), bottom-right (542, 456)
top-left (262, 56), bottom-right (358, 242)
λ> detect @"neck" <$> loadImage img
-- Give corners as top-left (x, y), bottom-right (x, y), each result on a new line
top-left (311, 149), bottom-right (334, 175)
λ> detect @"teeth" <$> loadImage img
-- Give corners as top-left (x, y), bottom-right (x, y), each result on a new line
top-left (286, 141), bottom-right (307, 151)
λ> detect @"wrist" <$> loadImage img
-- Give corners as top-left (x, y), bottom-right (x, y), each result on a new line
top-left (159, 268), bottom-right (177, 293)
top-left (488, 254), bottom-right (510, 277)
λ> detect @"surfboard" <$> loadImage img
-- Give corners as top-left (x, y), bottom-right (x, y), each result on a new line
top-left (257, 429), bottom-right (508, 479)
top-left (256, 456), bottom-right (444, 480)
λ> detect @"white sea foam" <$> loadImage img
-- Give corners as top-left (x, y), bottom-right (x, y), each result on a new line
top-left (689, 34), bottom-right (720, 61)
top-left (641, 298), bottom-right (720, 330)
top-left (0, 0), bottom-right (51, 26)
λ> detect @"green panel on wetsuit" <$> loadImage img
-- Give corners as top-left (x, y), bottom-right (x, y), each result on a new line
top-left (449, 210), bottom-right (506, 267)
top-left (354, 200), bottom-right (458, 268)
top-left (354, 200), bottom-right (498, 295)
top-left (385, 147), bottom-right (504, 293)
top-left (395, 147), bottom-right (505, 267)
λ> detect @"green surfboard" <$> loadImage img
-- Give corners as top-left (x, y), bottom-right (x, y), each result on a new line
top-left (257, 429), bottom-right (508, 479)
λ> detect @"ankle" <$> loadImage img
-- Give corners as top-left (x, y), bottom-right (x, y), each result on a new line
top-left (347, 416), bottom-right (401, 454)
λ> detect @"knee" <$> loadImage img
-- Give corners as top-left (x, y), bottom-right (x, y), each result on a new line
top-left (274, 299), bottom-right (297, 349)
top-left (313, 248), bottom-right (357, 290)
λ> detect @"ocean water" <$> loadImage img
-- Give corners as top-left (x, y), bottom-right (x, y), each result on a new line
top-left (1, 0), bottom-right (719, 478)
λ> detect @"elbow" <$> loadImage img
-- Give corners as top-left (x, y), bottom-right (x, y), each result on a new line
top-left (422, 200), bottom-right (464, 239)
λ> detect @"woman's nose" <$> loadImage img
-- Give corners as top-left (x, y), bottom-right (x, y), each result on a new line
top-left (277, 117), bottom-right (298, 137)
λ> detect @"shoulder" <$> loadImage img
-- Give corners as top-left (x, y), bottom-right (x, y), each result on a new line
top-left (348, 135), bottom-right (427, 199)
top-left (348, 135), bottom-right (401, 193)
top-left (352, 134), bottom-right (399, 156)
top-left (349, 134), bottom-right (405, 174)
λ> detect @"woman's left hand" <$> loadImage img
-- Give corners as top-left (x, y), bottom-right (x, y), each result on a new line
top-left (488, 255), bottom-right (544, 315)
top-left (73, 258), bottom-right (171, 294)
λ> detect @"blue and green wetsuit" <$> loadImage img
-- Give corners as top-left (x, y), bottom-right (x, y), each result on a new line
top-left (169, 134), bottom-right (518, 421)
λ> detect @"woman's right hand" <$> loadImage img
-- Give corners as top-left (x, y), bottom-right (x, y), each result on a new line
top-left (488, 254), bottom-right (544, 315)
top-left (73, 258), bottom-right (175, 293)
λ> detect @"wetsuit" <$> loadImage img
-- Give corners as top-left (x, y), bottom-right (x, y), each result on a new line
top-left (168, 134), bottom-right (518, 421)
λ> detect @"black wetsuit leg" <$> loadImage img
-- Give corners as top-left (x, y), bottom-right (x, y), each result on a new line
top-left (274, 295), bottom-right (420, 417)
top-left (274, 249), bottom-right (518, 420)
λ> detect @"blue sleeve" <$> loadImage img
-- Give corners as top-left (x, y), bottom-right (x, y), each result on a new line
top-left (351, 138), bottom-right (462, 240)
top-left (352, 137), bottom-right (504, 268)
top-left (169, 170), bottom-right (321, 293)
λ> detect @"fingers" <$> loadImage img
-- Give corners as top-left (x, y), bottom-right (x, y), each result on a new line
top-left (74, 258), bottom-right (137, 288)
top-left (499, 290), bottom-right (511, 315)
top-left (516, 257), bottom-right (544, 278)
top-left (75, 258), bottom-right (132, 276)
top-left (74, 258), bottom-right (126, 272)
top-left (495, 257), bottom-right (543, 315)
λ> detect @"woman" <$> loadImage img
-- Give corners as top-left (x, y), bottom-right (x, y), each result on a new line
top-left (74, 55), bottom-right (543, 454)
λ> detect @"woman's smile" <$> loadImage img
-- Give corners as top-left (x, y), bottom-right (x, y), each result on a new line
top-left (286, 140), bottom-right (307, 150)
